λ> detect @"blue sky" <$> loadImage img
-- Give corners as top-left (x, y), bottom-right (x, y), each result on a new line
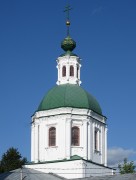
top-left (0, 0), bottom-right (136, 166)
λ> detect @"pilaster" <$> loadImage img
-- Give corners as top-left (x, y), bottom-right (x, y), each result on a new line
top-left (105, 127), bottom-right (108, 166)
top-left (83, 120), bottom-right (88, 160)
top-left (66, 118), bottom-right (71, 159)
top-left (34, 124), bottom-right (39, 163)
top-left (88, 119), bottom-right (93, 160)
top-left (31, 124), bottom-right (35, 162)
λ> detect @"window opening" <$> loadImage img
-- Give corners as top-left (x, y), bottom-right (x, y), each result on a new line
top-left (62, 66), bottom-right (66, 77)
top-left (49, 127), bottom-right (56, 146)
top-left (94, 129), bottom-right (98, 151)
top-left (71, 126), bottom-right (80, 146)
top-left (70, 66), bottom-right (74, 76)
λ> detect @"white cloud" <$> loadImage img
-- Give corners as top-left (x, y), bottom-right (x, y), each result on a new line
top-left (107, 147), bottom-right (136, 167)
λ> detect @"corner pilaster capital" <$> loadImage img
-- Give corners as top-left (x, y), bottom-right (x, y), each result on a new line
top-left (66, 118), bottom-right (72, 124)
top-left (82, 119), bottom-right (89, 124)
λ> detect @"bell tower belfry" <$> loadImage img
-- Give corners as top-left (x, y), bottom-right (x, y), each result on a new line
top-left (56, 45), bottom-right (82, 85)
top-left (56, 5), bottom-right (81, 86)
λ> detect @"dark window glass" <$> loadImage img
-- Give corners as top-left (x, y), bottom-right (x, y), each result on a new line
top-left (49, 127), bottom-right (56, 146)
top-left (70, 66), bottom-right (74, 76)
top-left (62, 66), bottom-right (66, 77)
top-left (71, 126), bottom-right (80, 146)
top-left (94, 130), bottom-right (98, 150)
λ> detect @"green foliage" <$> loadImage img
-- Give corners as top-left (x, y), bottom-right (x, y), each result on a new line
top-left (0, 163), bottom-right (4, 173)
top-left (0, 147), bottom-right (27, 173)
top-left (118, 158), bottom-right (136, 174)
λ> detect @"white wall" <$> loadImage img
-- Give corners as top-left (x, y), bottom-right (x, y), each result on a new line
top-left (25, 159), bottom-right (114, 179)
top-left (56, 55), bottom-right (81, 85)
top-left (31, 107), bottom-right (107, 165)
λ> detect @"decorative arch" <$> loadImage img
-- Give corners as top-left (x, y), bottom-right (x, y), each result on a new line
top-left (62, 66), bottom-right (66, 77)
top-left (71, 126), bottom-right (80, 146)
top-left (70, 65), bottom-right (74, 77)
top-left (49, 127), bottom-right (56, 146)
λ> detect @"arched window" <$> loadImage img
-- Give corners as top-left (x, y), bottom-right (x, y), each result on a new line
top-left (70, 65), bottom-right (74, 77)
top-left (62, 66), bottom-right (66, 77)
top-left (71, 126), bottom-right (80, 146)
top-left (49, 127), bottom-right (56, 146)
top-left (94, 129), bottom-right (98, 151)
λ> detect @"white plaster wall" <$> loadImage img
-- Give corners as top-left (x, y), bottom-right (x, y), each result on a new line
top-left (85, 161), bottom-right (114, 177)
top-left (56, 55), bottom-right (81, 85)
top-left (31, 107), bottom-right (107, 165)
top-left (25, 159), bottom-right (114, 179)
top-left (91, 118), bottom-right (107, 165)
top-left (25, 160), bottom-right (84, 179)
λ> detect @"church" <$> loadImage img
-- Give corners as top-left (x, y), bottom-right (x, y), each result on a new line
top-left (25, 4), bottom-right (114, 179)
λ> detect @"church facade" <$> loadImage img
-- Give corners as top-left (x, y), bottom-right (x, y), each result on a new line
top-left (25, 5), bottom-right (114, 179)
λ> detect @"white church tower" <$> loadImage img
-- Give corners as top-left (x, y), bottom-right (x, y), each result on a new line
top-left (26, 4), bottom-right (114, 179)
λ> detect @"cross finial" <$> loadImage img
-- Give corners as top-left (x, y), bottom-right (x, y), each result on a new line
top-left (64, 4), bottom-right (72, 20)
top-left (64, 3), bottom-right (72, 36)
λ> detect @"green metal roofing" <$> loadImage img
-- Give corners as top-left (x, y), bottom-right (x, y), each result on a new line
top-left (59, 50), bottom-right (78, 57)
top-left (60, 35), bottom-right (77, 57)
top-left (61, 36), bottom-right (76, 52)
top-left (37, 84), bottom-right (102, 115)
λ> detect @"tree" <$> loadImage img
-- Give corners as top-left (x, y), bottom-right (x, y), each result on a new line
top-left (118, 158), bottom-right (135, 174)
top-left (0, 162), bottom-right (4, 173)
top-left (0, 147), bottom-right (27, 173)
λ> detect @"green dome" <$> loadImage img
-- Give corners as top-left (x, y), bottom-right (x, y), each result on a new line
top-left (37, 84), bottom-right (102, 115)
top-left (61, 36), bottom-right (76, 52)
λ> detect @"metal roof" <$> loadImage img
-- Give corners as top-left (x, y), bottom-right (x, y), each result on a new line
top-left (71, 173), bottom-right (136, 180)
top-left (1, 169), bottom-right (136, 180)
top-left (38, 84), bottom-right (102, 115)
top-left (0, 168), bottom-right (65, 180)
